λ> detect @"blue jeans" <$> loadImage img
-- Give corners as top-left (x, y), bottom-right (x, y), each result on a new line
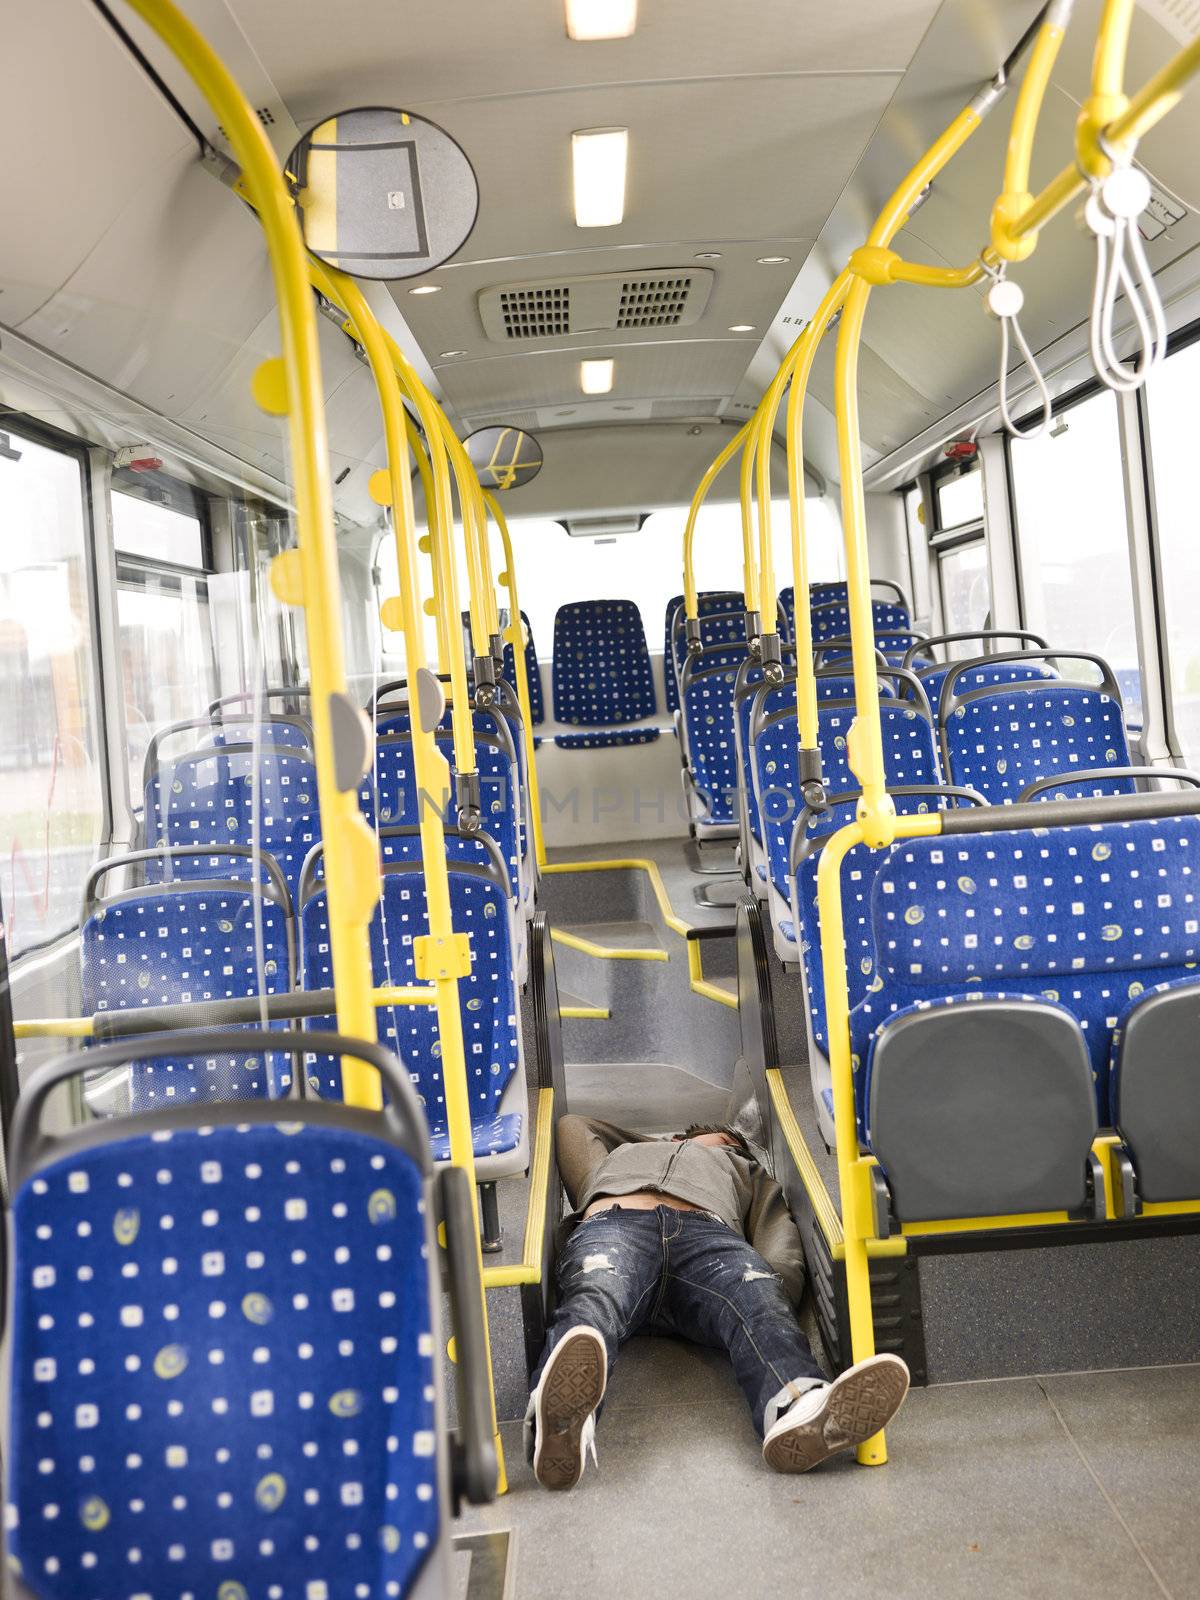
top-left (533, 1205), bottom-right (825, 1436)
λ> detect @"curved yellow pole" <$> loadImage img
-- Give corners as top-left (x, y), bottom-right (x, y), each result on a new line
top-left (483, 489), bottom-right (547, 870)
top-left (682, 421), bottom-right (754, 618)
top-left (312, 258), bottom-right (505, 1492)
top-left (785, 270), bottom-right (852, 748)
top-left (119, 0), bottom-right (380, 1096)
top-left (1078, 0), bottom-right (1133, 176)
top-left (404, 418), bottom-right (452, 674)
top-left (836, 100), bottom-right (986, 850)
top-left (993, 0), bottom-right (1072, 260)
top-left (737, 425), bottom-right (763, 620)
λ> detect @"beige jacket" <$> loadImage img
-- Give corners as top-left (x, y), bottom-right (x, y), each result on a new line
top-left (555, 1114), bottom-right (807, 1306)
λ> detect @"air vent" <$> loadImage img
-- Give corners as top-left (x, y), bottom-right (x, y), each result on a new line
top-left (497, 285), bottom-right (571, 339)
top-left (478, 268), bottom-right (713, 343)
top-left (617, 275), bottom-right (693, 329)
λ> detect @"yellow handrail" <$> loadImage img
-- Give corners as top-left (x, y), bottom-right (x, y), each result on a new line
top-left (119, 0), bottom-right (380, 1100)
top-left (682, 420), bottom-right (754, 619)
top-left (483, 489), bottom-right (548, 869)
top-left (282, 257), bottom-right (507, 1484)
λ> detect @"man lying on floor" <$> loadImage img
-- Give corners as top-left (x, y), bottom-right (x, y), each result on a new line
top-left (525, 1115), bottom-right (909, 1490)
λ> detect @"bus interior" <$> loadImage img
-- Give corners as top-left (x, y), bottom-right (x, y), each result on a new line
top-left (4, 0), bottom-right (1200, 1596)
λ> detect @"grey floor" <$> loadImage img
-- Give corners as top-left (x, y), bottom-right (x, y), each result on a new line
top-left (464, 1341), bottom-right (1200, 1600)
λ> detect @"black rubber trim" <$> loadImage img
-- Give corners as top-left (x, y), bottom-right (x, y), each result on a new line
top-left (440, 1164), bottom-right (499, 1509)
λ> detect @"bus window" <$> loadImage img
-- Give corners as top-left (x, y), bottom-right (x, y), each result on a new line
top-left (0, 427), bottom-right (104, 957)
top-left (1144, 335), bottom-right (1200, 762)
top-left (1009, 388), bottom-right (1143, 724)
top-left (508, 498), bottom-right (844, 655)
top-left (113, 484), bottom-right (217, 804)
top-left (934, 462), bottom-right (983, 529)
top-left (938, 540), bottom-right (990, 641)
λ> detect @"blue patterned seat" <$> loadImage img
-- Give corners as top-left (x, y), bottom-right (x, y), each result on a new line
top-left (209, 716), bottom-right (314, 753)
top-left (301, 864), bottom-right (527, 1179)
top-left (918, 657), bottom-right (1058, 718)
top-left (80, 849), bottom-right (295, 1111)
top-left (939, 663), bottom-right (1134, 805)
top-left (500, 609), bottom-right (544, 726)
top-left (851, 814), bottom-right (1200, 1132)
top-left (780, 584), bottom-right (910, 641)
top-left (5, 1031), bottom-right (493, 1600)
top-left (679, 654), bottom-right (745, 829)
top-left (811, 599), bottom-right (910, 645)
top-left (144, 745), bottom-right (320, 907)
top-left (663, 590), bottom-right (742, 712)
top-left (552, 599), bottom-right (659, 747)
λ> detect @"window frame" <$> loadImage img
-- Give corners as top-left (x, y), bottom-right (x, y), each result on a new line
top-left (0, 413), bottom-right (112, 961)
top-left (929, 455), bottom-right (984, 541)
top-left (1135, 315), bottom-right (1200, 764)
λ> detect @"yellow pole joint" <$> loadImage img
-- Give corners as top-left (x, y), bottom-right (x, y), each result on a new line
top-left (846, 245), bottom-right (900, 286)
top-left (989, 190), bottom-right (1039, 262)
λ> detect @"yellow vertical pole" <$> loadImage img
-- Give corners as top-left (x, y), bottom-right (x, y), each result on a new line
top-left (484, 489), bottom-right (547, 869)
top-left (682, 421), bottom-right (753, 620)
top-left (737, 426), bottom-right (763, 622)
top-left (313, 260), bottom-right (506, 1493)
top-left (404, 418), bottom-right (452, 675)
top-left (119, 0), bottom-right (381, 1101)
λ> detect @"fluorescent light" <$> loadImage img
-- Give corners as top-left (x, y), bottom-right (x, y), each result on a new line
top-left (439, 349), bottom-right (467, 358)
top-left (729, 324), bottom-right (755, 333)
top-left (756, 255), bottom-right (790, 266)
top-left (408, 284), bottom-right (442, 296)
top-left (580, 359), bottom-right (614, 395)
top-left (565, 0), bottom-right (638, 40)
top-left (572, 128), bottom-right (628, 227)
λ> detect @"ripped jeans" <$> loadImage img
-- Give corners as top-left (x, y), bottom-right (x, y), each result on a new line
top-left (532, 1205), bottom-right (825, 1436)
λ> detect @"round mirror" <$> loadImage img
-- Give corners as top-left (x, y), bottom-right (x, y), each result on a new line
top-left (464, 426), bottom-right (544, 491)
top-left (288, 106), bottom-right (478, 280)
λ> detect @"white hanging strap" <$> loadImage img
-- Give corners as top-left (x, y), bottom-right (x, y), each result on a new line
top-left (1085, 144), bottom-right (1167, 394)
top-left (984, 264), bottom-right (1053, 440)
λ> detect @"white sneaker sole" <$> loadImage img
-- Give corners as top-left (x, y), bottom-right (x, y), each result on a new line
top-left (763, 1354), bottom-right (910, 1474)
top-left (532, 1328), bottom-right (607, 1491)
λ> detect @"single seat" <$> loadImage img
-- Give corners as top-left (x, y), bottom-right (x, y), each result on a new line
top-left (918, 656), bottom-right (1058, 719)
top-left (663, 590), bottom-right (743, 712)
top-left (939, 650), bottom-right (1135, 805)
top-left (80, 846), bottom-right (296, 1110)
top-left (144, 742), bottom-right (320, 907)
top-left (5, 1028), bottom-right (496, 1600)
top-left (552, 598), bottom-right (660, 748)
top-left (780, 582), bottom-right (910, 640)
top-left (300, 838), bottom-right (529, 1244)
top-left (849, 811), bottom-right (1200, 1219)
top-left (750, 673), bottom-right (940, 919)
top-left (501, 608), bottom-right (545, 731)
top-left (810, 599), bottom-right (911, 645)
top-left (1109, 977), bottom-right (1200, 1204)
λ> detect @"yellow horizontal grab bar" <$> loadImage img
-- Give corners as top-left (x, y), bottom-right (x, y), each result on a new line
top-left (481, 1086), bottom-right (555, 1289)
top-left (560, 1004), bottom-right (611, 1020)
top-left (550, 928), bottom-right (668, 963)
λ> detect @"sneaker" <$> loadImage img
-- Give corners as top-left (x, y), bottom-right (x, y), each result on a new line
top-left (762, 1353), bottom-right (910, 1474)
top-left (531, 1326), bottom-right (608, 1491)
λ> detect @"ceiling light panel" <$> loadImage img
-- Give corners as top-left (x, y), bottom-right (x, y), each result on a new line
top-left (565, 0), bottom-right (638, 40)
top-left (572, 128), bottom-right (628, 227)
top-left (580, 358), bottom-right (614, 394)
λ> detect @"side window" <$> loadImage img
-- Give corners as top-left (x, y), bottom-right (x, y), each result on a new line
top-left (930, 461), bottom-right (989, 655)
top-left (1009, 389), bottom-right (1142, 725)
top-left (113, 476), bottom-right (218, 806)
top-left (0, 426), bottom-right (104, 957)
top-left (1144, 336), bottom-right (1200, 762)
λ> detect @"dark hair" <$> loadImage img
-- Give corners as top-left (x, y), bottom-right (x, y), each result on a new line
top-left (680, 1123), bottom-right (752, 1160)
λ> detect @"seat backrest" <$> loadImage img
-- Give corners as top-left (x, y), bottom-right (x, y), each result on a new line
top-left (919, 657), bottom-right (1058, 718)
top-left (663, 591), bottom-right (743, 711)
top-left (553, 598), bottom-right (657, 728)
top-left (7, 1099), bottom-right (442, 1600)
top-left (208, 715), bottom-right (314, 753)
top-left (859, 813), bottom-right (1200, 1119)
top-left (81, 875), bottom-right (294, 1108)
top-left (365, 732), bottom-right (521, 897)
top-left (680, 656), bottom-right (743, 824)
top-left (301, 867), bottom-right (519, 1131)
top-left (940, 654), bottom-right (1133, 805)
top-left (782, 584), bottom-right (911, 639)
top-left (145, 744), bottom-right (320, 905)
top-left (753, 697), bottom-right (941, 900)
top-left (811, 599), bottom-right (910, 644)
top-left (501, 608), bottom-right (544, 724)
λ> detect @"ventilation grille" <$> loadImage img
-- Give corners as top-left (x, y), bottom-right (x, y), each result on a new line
top-left (1139, 0), bottom-right (1200, 42)
top-left (216, 107), bottom-right (276, 140)
top-left (498, 286), bottom-right (571, 339)
top-left (478, 268), bottom-right (713, 343)
top-left (617, 276), bottom-right (693, 328)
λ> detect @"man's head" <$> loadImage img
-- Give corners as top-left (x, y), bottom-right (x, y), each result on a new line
top-left (675, 1123), bottom-right (752, 1159)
